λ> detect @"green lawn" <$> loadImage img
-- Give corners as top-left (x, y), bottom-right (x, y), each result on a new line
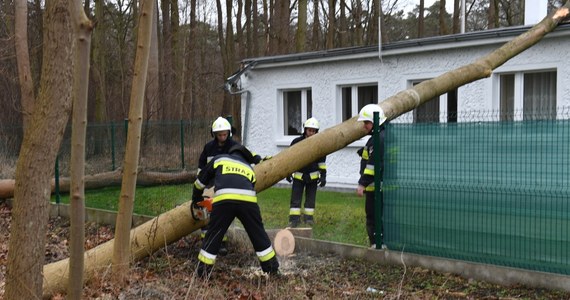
top-left (52, 185), bottom-right (369, 246)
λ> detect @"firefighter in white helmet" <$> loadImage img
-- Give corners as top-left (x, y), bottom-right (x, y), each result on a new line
top-left (286, 117), bottom-right (327, 228)
top-left (197, 116), bottom-right (262, 255)
top-left (192, 145), bottom-right (279, 278)
top-left (356, 104), bottom-right (387, 249)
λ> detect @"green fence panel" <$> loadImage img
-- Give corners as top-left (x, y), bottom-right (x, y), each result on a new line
top-left (383, 119), bottom-right (570, 275)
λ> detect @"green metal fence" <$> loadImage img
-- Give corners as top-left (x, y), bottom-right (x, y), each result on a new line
top-left (52, 119), bottom-right (213, 177)
top-left (382, 110), bottom-right (570, 275)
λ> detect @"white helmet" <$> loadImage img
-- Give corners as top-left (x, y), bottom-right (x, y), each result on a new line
top-left (212, 117), bottom-right (231, 133)
top-left (303, 117), bottom-right (319, 130)
top-left (357, 104), bottom-right (387, 124)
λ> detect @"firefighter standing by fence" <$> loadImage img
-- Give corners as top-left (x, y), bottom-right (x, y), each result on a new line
top-left (356, 104), bottom-right (387, 249)
top-left (286, 117), bottom-right (327, 228)
top-left (192, 144), bottom-right (279, 278)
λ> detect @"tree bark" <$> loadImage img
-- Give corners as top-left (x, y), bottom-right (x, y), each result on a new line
top-left (418, 0), bottom-right (425, 38)
top-left (5, 0), bottom-right (73, 298)
top-left (112, 0), bottom-right (155, 284)
top-left (67, 1), bottom-right (93, 298)
top-left (295, 0), bottom-right (307, 52)
top-left (326, 0), bottom-right (335, 49)
top-left (15, 0), bottom-right (35, 130)
top-left (41, 3), bottom-right (570, 298)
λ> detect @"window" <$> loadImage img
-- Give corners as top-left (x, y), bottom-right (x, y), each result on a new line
top-left (499, 70), bottom-right (557, 121)
top-left (282, 89), bottom-right (312, 135)
top-left (411, 80), bottom-right (457, 123)
top-left (340, 84), bottom-right (378, 121)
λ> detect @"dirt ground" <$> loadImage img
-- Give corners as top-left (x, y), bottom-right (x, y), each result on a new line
top-left (1, 202), bottom-right (569, 300)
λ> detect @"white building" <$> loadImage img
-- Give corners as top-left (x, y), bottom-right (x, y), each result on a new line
top-left (228, 22), bottom-right (570, 189)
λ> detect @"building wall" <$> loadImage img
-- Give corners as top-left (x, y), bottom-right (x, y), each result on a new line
top-left (240, 33), bottom-right (570, 188)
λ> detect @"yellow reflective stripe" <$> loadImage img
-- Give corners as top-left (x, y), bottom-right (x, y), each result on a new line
top-left (362, 149), bottom-right (369, 160)
top-left (318, 163), bottom-right (327, 170)
top-left (293, 172), bottom-right (303, 180)
top-left (363, 165), bottom-right (375, 175)
top-left (214, 159), bottom-right (256, 182)
top-left (213, 193), bottom-right (257, 203)
top-left (289, 208), bottom-right (301, 216)
top-left (198, 249), bottom-right (216, 265)
top-left (206, 156), bottom-right (214, 163)
top-left (194, 179), bottom-right (205, 190)
top-left (309, 171), bottom-right (320, 179)
top-left (365, 184), bottom-right (375, 192)
top-left (303, 208), bottom-right (314, 216)
top-left (257, 247), bottom-right (276, 262)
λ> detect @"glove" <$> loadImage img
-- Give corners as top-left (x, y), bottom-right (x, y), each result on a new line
top-left (192, 194), bottom-right (203, 204)
top-left (319, 173), bottom-right (326, 187)
top-left (286, 175), bottom-right (293, 183)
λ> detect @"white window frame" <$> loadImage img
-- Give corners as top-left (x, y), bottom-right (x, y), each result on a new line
top-left (493, 66), bottom-right (558, 121)
top-left (276, 87), bottom-right (312, 145)
top-left (337, 83), bottom-right (378, 122)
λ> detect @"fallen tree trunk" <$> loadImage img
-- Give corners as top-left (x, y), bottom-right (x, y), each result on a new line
top-left (41, 5), bottom-right (570, 298)
top-left (0, 169), bottom-right (195, 199)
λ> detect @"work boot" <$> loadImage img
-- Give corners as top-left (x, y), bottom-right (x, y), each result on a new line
top-left (303, 215), bottom-right (314, 226)
top-left (288, 215), bottom-right (300, 228)
top-left (218, 241), bottom-right (228, 256)
top-left (196, 263), bottom-right (213, 279)
top-left (261, 256), bottom-right (280, 275)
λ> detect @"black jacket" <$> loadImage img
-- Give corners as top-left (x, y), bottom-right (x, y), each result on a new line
top-left (290, 135), bottom-right (327, 181)
top-left (193, 152), bottom-right (257, 204)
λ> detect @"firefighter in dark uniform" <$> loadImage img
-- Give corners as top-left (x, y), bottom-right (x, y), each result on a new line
top-left (197, 117), bottom-right (262, 255)
top-left (192, 144), bottom-right (279, 278)
top-left (356, 104), bottom-right (387, 249)
top-left (286, 117), bottom-right (327, 228)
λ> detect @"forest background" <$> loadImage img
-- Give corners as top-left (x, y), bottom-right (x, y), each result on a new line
top-left (0, 0), bottom-right (565, 138)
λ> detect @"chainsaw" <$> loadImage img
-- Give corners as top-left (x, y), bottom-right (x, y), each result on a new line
top-left (191, 198), bottom-right (213, 221)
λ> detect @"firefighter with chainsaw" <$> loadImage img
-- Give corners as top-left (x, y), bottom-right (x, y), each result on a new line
top-left (196, 116), bottom-right (262, 255)
top-left (356, 104), bottom-right (387, 249)
top-left (191, 144), bottom-right (279, 278)
top-left (286, 117), bottom-right (327, 228)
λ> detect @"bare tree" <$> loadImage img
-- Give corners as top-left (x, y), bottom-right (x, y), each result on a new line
top-left (5, 0), bottom-right (73, 298)
top-left (296, 0), bottom-right (308, 52)
top-left (488, 0), bottom-right (498, 29)
top-left (14, 0), bottom-right (35, 130)
top-left (439, 0), bottom-right (449, 34)
top-left (418, 0), bottom-right (425, 37)
top-left (326, 0), bottom-right (336, 49)
top-left (112, 0), bottom-right (155, 284)
top-left (311, 0), bottom-right (321, 50)
top-left (67, 0), bottom-right (93, 298)
top-left (453, 0), bottom-right (460, 33)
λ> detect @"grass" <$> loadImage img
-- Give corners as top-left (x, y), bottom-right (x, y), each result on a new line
top-left (51, 185), bottom-right (370, 246)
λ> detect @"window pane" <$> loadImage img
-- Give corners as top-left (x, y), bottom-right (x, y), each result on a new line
top-left (500, 74), bottom-right (515, 121)
top-left (415, 97), bottom-right (440, 123)
top-left (342, 87), bottom-right (352, 121)
top-left (357, 85), bottom-right (377, 112)
top-left (284, 91), bottom-right (302, 135)
top-left (523, 71), bottom-right (556, 120)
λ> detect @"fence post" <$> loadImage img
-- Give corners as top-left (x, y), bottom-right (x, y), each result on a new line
top-left (111, 122), bottom-right (116, 170)
top-left (373, 111), bottom-right (383, 249)
top-left (180, 120), bottom-right (185, 169)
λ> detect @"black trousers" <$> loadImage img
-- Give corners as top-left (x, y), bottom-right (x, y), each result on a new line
top-left (289, 179), bottom-right (318, 219)
top-left (365, 189), bottom-right (383, 246)
top-left (200, 201), bottom-right (277, 271)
